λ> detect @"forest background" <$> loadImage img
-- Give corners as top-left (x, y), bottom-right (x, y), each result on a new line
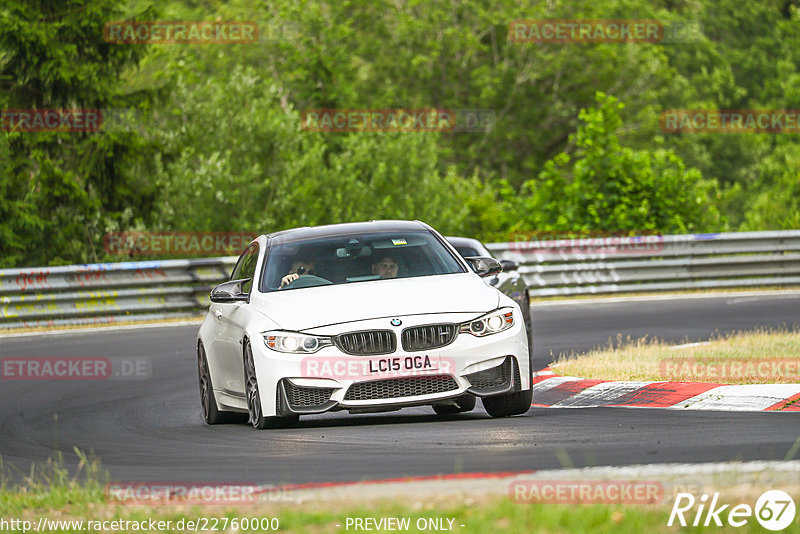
top-left (2, 0), bottom-right (799, 267)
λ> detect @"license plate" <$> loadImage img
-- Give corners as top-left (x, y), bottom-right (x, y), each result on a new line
top-left (365, 355), bottom-right (440, 375)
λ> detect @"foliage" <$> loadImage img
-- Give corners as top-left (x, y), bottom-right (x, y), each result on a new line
top-left (513, 93), bottom-right (721, 233)
top-left (3, 0), bottom-right (800, 267)
top-left (150, 65), bottom-right (474, 237)
top-left (0, 0), bottom-right (158, 267)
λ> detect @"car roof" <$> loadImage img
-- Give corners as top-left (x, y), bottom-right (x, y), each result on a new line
top-left (265, 220), bottom-right (432, 245)
top-left (445, 236), bottom-right (485, 249)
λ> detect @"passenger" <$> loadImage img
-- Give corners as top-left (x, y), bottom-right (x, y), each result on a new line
top-left (371, 256), bottom-right (399, 279)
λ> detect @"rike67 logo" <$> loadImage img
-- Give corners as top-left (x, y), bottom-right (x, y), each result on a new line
top-left (668, 490), bottom-right (796, 531)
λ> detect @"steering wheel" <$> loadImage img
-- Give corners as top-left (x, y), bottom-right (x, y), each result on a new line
top-left (282, 274), bottom-right (333, 289)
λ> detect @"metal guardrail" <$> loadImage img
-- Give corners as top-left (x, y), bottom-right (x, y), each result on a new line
top-left (486, 230), bottom-right (800, 297)
top-left (0, 257), bottom-right (236, 329)
top-left (1, 230), bottom-right (799, 329)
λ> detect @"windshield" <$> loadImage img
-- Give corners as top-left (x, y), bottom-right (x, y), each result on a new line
top-left (260, 230), bottom-right (467, 292)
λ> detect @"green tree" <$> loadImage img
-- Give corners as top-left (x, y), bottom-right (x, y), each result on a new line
top-left (740, 143), bottom-right (800, 230)
top-left (513, 92), bottom-right (721, 233)
top-left (5, 0), bottom-right (800, 268)
top-left (150, 65), bottom-right (477, 238)
top-left (0, 0), bottom-right (158, 266)
top-left (653, 0), bottom-right (800, 228)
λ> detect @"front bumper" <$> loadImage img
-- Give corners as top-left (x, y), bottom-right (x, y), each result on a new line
top-left (275, 355), bottom-right (522, 416)
top-left (250, 312), bottom-right (530, 417)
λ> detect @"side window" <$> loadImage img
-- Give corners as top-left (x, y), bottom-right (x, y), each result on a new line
top-left (230, 243), bottom-right (259, 293)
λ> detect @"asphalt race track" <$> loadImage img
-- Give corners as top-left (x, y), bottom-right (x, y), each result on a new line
top-left (1, 292), bottom-right (799, 485)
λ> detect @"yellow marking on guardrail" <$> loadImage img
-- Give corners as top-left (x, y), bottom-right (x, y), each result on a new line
top-left (2, 303), bottom-right (18, 318)
top-left (75, 297), bottom-right (119, 310)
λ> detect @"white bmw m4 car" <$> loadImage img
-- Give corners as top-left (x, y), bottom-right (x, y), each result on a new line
top-left (197, 220), bottom-right (532, 429)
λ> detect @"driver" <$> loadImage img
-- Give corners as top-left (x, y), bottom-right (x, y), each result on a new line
top-left (280, 259), bottom-right (316, 287)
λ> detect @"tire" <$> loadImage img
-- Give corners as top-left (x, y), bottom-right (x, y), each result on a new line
top-left (482, 356), bottom-right (533, 418)
top-left (522, 291), bottom-right (532, 354)
top-left (482, 388), bottom-right (533, 417)
top-left (243, 340), bottom-right (298, 429)
top-left (433, 394), bottom-right (476, 415)
top-left (522, 291), bottom-right (534, 396)
top-left (198, 342), bottom-right (247, 424)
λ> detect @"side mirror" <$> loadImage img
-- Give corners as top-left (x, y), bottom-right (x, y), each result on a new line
top-left (499, 259), bottom-right (518, 272)
top-left (210, 278), bottom-right (250, 303)
top-left (464, 257), bottom-right (503, 278)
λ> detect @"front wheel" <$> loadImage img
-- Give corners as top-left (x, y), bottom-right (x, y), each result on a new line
top-left (243, 340), bottom-right (298, 429)
top-left (198, 342), bottom-right (247, 424)
top-left (482, 388), bottom-right (532, 417)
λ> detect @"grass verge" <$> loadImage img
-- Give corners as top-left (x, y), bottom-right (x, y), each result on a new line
top-left (2, 452), bottom-right (798, 533)
top-left (0, 481), bottom-right (772, 534)
top-left (550, 327), bottom-right (800, 384)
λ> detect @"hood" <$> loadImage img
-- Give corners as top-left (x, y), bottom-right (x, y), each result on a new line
top-left (250, 273), bottom-right (500, 331)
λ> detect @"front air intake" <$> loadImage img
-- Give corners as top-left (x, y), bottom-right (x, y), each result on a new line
top-left (401, 324), bottom-right (457, 351)
top-left (335, 330), bottom-right (396, 355)
top-left (344, 375), bottom-right (459, 400)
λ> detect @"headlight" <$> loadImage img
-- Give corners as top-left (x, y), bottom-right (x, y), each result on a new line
top-left (459, 308), bottom-right (514, 337)
top-left (263, 331), bottom-right (333, 353)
